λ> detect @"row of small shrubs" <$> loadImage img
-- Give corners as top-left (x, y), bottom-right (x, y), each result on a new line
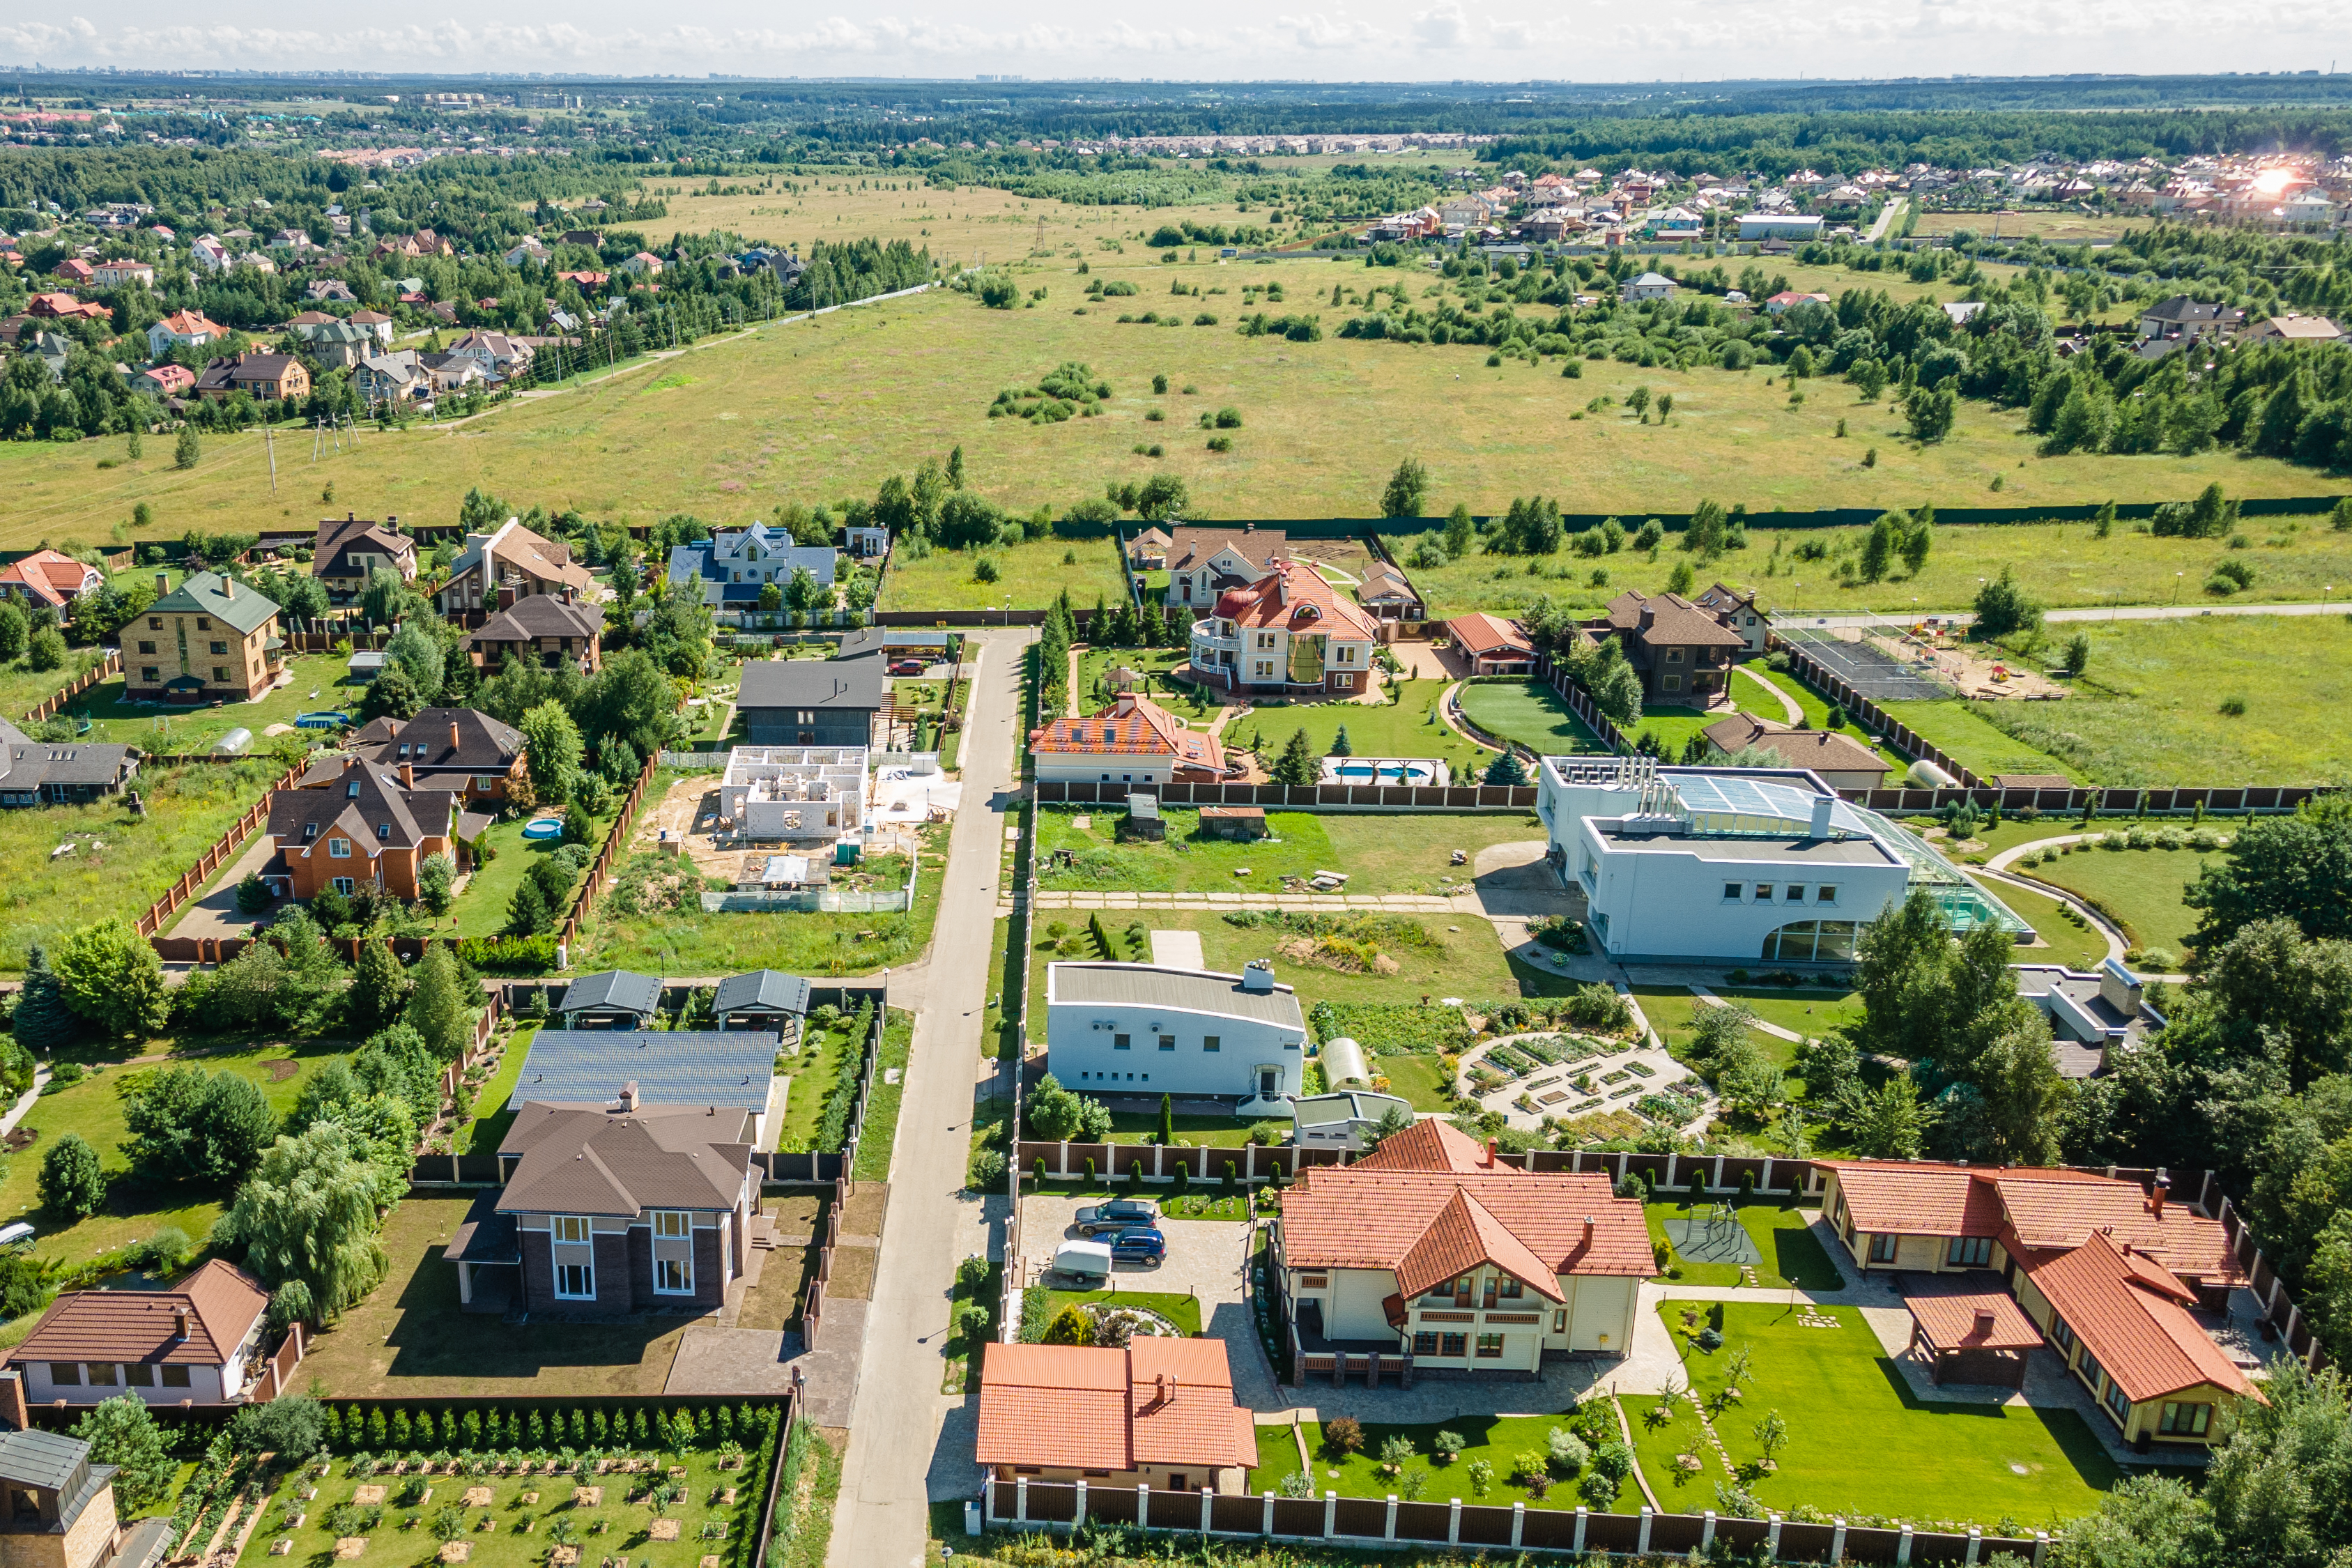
top-left (318, 1401), bottom-right (775, 1453)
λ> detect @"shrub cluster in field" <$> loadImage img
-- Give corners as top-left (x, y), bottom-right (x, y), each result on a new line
top-left (987, 361), bottom-right (1112, 423)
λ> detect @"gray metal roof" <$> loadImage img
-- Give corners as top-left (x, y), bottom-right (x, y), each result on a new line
top-left (558, 970), bottom-right (663, 1016)
top-left (713, 970), bottom-right (811, 1018)
top-left (1046, 962), bottom-right (1306, 1032)
top-left (506, 1030), bottom-right (780, 1113)
top-left (1293, 1090), bottom-right (1411, 1128)
top-left (737, 658), bottom-right (885, 713)
top-left (0, 1429), bottom-right (91, 1492)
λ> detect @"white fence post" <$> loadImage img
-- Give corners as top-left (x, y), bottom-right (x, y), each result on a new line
top-left (1383, 1496), bottom-right (1397, 1542)
top-left (1702, 1510), bottom-right (1716, 1549)
top-left (1571, 1505), bottom-right (1587, 1552)
top-left (1898, 1523), bottom-right (1914, 1565)
top-left (1512, 1501), bottom-right (1526, 1548)
top-left (2033, 1531), bottom-right (2050, 1567)
top-left (1638, 1505), bottom-right (1653, 1555)
top-left (1447, 1499), bottom-right (1461, 1546)
top-left (1323, 1492), bottom-right (1337, 1539)
top-left (1831, 1518), bottom-right (1847, 1563)
top-left (1015, 1476), bottom-right (1028, 1524)
top-left (1966, 1527), bottom-right (1982, 1566)
top-left (1768, 1514), bottom-right (1783, 1558)
top-left (1261, 1493), bottom-right (1274, 1537)
top-left (1200, 1489), bottom-right (1212, 1535)
top-left (1074, 1479), bottom-right (1087, 1525)
top-left (1137, 1482), bottom-right (1149, 1532)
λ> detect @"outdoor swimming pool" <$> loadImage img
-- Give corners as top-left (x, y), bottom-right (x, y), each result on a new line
top-left (521, 817), bottom-right (564, 840)
top-left (1318, 757), bottom-right (1450, 787)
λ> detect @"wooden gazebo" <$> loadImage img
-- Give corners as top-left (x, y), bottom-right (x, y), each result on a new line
top-left (1906, 1290), bottom-right (2044, 1389)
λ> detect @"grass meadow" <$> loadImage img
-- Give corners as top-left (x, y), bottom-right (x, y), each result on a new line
top-left (2015, 843), bottom-right (2213, 958)
top-left (1, 238), bottom-right (2338, 563)
top-left (0, 758), bottom-right (284, 972)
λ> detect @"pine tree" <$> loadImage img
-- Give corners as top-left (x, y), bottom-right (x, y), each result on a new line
top-left (367, 1406), bottom-right (388, 1449)
top-left (10, 943), bottom-right (80, 1052)
top-left (348, 941), bottom-right (409, 1034)
top-left (1157, 1093), bottom-right (1175, 1146)
top-left (405, 945), bottom-right (473, 1061)
top-left (946, 445), bottom-right (966, 489)
top-left (1272, 728), bottom-right (1317, 787)
top-left (1330, 725), bottom-right (1353, 758)
top-left (1484, 751), bottom-right (1529, 786)
top-left (174, 425), bottom-right (200, 470)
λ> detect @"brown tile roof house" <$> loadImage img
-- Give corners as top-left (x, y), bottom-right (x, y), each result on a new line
top-left (194, 351), bottom-right (311, 402)
top-left (1028, 693), bottom-right (1229, 785)
top-left (8, 1259), bottom-right (272, 1406)
top-left (1587, 589), bottom-right (1744, 707)
top-left (1700, 714), bottom-right (1889, 788)
top-left (266, 758), bottom-right (466, 901)
top-left (1819, 1160), bottom-right (2255, 1447)
top-left (1447, 611), bottom-right (1534, 673)
top-left (463, 590), bottom-right (604, 674)
top-left (435, 518), bottom-right (598, 615)
top-left (0, 547), bottom-right (102, 610)
top-left (1354, 560), bottom-right (1424, 620)
top-left (975, 1337), bottom-right (1257, 1490)
top-left (1274, 1119), bottom-right (1650, 1378)
top-left (1692, 581), bottom-right (1769, 654)
top-left (471, 1098), bottom-right (758, 1317)
top-left (312, 514), bottom-right (417, 599)
top-left (1163, 525), bottom-right (1287, 609)
top-left (303, 707), bottom-right (528, 802)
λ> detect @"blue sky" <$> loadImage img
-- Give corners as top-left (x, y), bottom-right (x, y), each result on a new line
top-left (2, 1), bottom-right (2339, 85)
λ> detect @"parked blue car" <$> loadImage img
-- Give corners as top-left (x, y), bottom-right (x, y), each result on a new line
top-left (1106, 1229), bottom-right (1166, 1266)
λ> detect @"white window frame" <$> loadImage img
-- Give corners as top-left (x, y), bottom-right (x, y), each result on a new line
top-left (329, 838), bottom-right (351, 859)
top-left (553, 1215), bottom-right (597, 1300)
top-left (652, 1210), bottom-right (695, 1295)
top-left (331, 877), bottom-right (356, 896)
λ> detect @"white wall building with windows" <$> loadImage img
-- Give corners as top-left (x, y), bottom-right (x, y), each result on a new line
top-left (1046, 960), bottom-right (1306, 1116)
top-left (1535, 757), bottom-right (2027, 964)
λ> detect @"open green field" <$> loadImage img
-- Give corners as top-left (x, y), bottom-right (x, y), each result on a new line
top-left (1226, 679), bottom-right (1497, 781)
top-left (882, 534), bottom-right (1128, 613)
top-left (298, 1194), bottom-right (693, 1396)
top-left (1660, 1300), bottom-right (2120, 1528)
top-left (229, 1432), bottom-right (765, 1568)
top-left (53, 653), bottom-right (353, 753)
top-left (1259, 1415), bottom-right (1641, 1514)
top-left (1391, 518), bottom-right (2352, 624)
top-left (1910, 209), bottom-right (2157, 244)
top-left (0, 758), bottom-right (284, 972)
top-left (1454, 679), bottom-right (1610, 754)
top-left (1033, 806), bottom-right (1543, 896)
top-left (1969, 615), bottom-right (2352, 786)
top-left (3, 243), bottom-right (2337, 561)
top-left (1056, 905), bottom-right (1524, 1010)
top-left (0, 645), bottom-right (109, 723)
top-left (1877, 699), bottom-right (2080, 783)
top-left (0, 1040), bottom-right (335, 1273)
top-left (2016, 844), bottom-right (2213, 959)
top-left (1645, 1197), bottom-right (1845, 1291)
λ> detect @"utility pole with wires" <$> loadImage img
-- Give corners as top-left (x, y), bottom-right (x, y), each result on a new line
top-left (264, 425), bottom-right (277, 493)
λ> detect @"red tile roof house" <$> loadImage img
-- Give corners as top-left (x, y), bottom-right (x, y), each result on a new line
top-left (1820, 1160), bottom-right (2257, 1448)
top-left (975, 1337), bottom-right (1257, 1494)
top-left (6, 1260), bottom-right (273, 1406)
top-left (1029, 693), bottom-right (1231, 787)
top-left (0, 548), bottom-right (103, 612)
top-left (1447, 610), bottom-right (1535, 674)
top-left (1272, 1119), bottom-right (1651, 1384)
top-left (1190, 560), bottom-right (1379, 697)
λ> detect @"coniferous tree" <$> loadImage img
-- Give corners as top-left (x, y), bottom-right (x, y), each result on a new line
top-left (1271, 728), bottom-right (1317, 787)
top-left (10, 943), bottom-right (80, 1052)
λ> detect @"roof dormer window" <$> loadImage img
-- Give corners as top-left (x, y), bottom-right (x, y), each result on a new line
top-left (376, 822), bottom-right (391, 840)
top-left (302, 823), bottom-right (318, 840)
top-left (346, 781), bottom-right (360, 798)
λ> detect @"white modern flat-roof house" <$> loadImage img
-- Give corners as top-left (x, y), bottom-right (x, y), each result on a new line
top-left (1738, 214), bottom-right (1825, 242)
top-left (1535, 756), bottom-right (2028, 964)
top-left (1046, 961), bottom-right (1305, 1116)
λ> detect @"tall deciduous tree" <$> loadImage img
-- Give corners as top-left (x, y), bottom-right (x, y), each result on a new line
top-left (221, 1122), bottom-right (396, 1323)
top-left (72, 1396), bottom-right (177, 1514)
top-left (518, 700), bottom-right (585, 805)
top-left (121, 1066), bottom-right (277, 1187)
top-left (51, 919), bottom-right (169, 1040)
top-left (403, 946), bottom-right (473, 1061)
top-left (2186, 800), bottom-right (2352, 951)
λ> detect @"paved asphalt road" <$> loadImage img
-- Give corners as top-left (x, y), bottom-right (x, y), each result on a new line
top-left (1774, 598), bottom-right (2347, 631)
top-left (826, 627), bottom-right (1030, 1568)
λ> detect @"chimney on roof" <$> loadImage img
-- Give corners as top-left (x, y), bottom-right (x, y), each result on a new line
top-left (449, 719), bottom-right (461, 753)
top-left (617, 1080), bottom-right (639, 1112)
top-left (156, 571), bottom-right (168, 594)
top-left (1486, 1139), bottom-right (1499, 1168)
top-left (1638, 604), bottom-right (1655, 630)
top-left (172, 1308), bottom-right (190, 1342)
top-left (1810, 793), bottom-right (1836, 838)
top-left (399, 762), bottom-right (413, 788)
top-left (1583, 1216), bottom-right (1594, 1242)
top-left (2151, 1175), bottom-right (2169, 1220)
top-left (347, 511), bottom-right (356, 522)
top-left (1973, 1308), bottom-right (1995, 1336)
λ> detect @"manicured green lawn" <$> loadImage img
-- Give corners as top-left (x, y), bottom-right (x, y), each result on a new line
top-left (1261, 1415), bottom-right (1640, 1513)
top-left (0, 1040), bottom-right (335, 1272)
top-left (1033, 1288), bottom-right (1204, 1338)
top-left (1033, 806), bottom-right (1543, 898)
top-left (0, 758), bottom-right (287, 973)
top-left (1378, 1052), bottom-right (1456, 1112)
top-left (852, 1008), bottom-right (916, 1182)
top-left (447, 815), bottom-right (606, 940)
top-left (1623, 679), bottom-right (1790, 760)
top-left (1661, 1301), bottom-right (2120, 1528)
top-left (1643, 1197), bottom-right (1845, 1291)
top-left (458, 1026), bottom-right (535, 1154)
top-left (882, 534), bottom-right (1128, 613)
top-left (1638, 985), bottom-right (1861, 1073)
top-left (1231, 679), bottom-right (1497, 783)
top-left (774, 1016), bottom-right (863, 1153)
top-left (67, 653), bottom-right (355, 753)
top-left (1992, 878), bottom-right (2114, 970)
top-left (1075, 647), bottom-right (1195, 712)
top-left (1174, 907), bottom-right (1523, 1009)
top-left (1877, 700), bottom-right (2082, 785)
top-left (226, 1429), bottom-right (764, 1568)
top-left (2017, 845), bottom-right (2212, 960)
top-left (1454, 679), bottom-right (1611, 755)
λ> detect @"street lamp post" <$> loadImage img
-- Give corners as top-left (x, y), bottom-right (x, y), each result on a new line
top-left (2174, 571), bottom-right (2183, 607)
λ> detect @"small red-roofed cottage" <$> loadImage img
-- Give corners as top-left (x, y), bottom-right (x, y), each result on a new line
top-left (975, 1337), bottom-right (1257, 1493)
top-left (1271, 1118), bottom-right (1650, 1383)
top-left (1027, 693), bottom-right (1231, 787)
top-left (1820, 1159), bottom-right (2256, 1447)
top-left (1190, 560), bottom-right (1379, 695)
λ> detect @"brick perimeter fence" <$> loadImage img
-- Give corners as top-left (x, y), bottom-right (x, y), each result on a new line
top-left (985, 1477), bottom-right (2046, 1565)
top-left (22, 648), bottom-right (121, 723)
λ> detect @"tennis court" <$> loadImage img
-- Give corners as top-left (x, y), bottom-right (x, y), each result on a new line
top-left (1781, 627), bottom-right (1957, 702)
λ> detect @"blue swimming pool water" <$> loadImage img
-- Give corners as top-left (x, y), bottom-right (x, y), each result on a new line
top-left (1332, 762), bottom-right (1438, 783)
top-left (521, 817), bottom-right (564, 840)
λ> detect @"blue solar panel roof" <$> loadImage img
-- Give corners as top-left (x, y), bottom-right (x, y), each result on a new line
top-left (507, 1030), bottom-right (781, 1113)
